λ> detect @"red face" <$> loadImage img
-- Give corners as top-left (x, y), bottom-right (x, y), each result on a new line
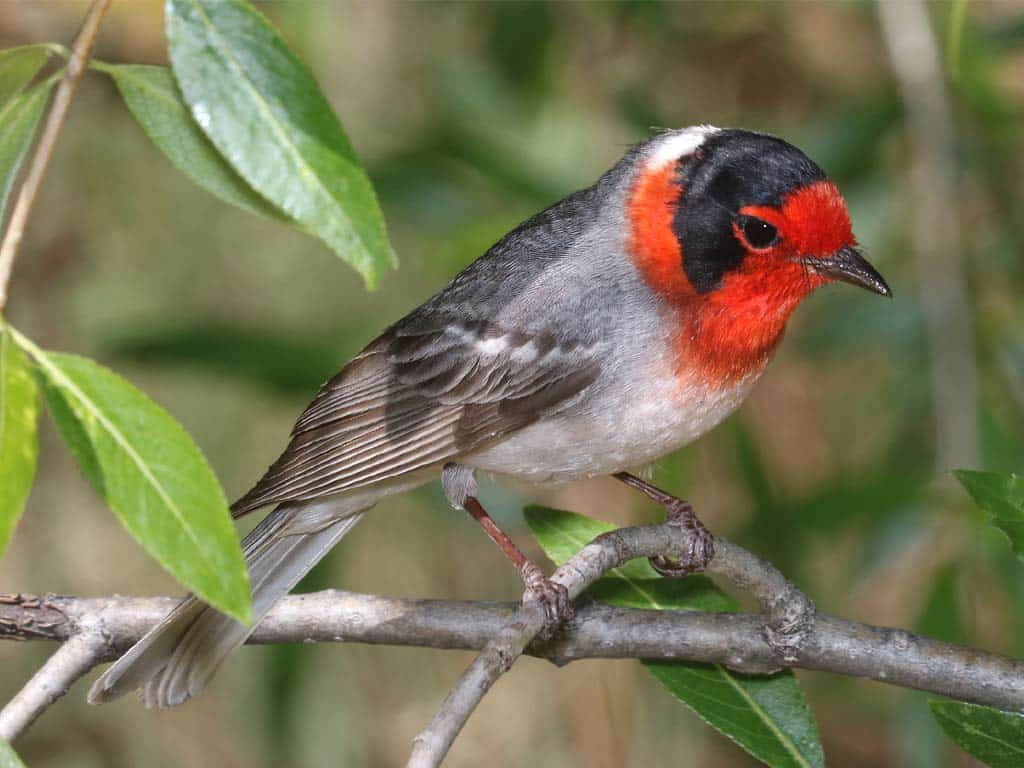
top-left (628, 132), bottom-right (888, 385)
top-left (733, 180), bottom-right (854, 290)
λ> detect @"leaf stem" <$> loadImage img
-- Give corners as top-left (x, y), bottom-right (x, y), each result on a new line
top-left (0, 0), bottom-right (112, 311)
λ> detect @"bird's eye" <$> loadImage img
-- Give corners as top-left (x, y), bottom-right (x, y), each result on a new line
top-left (739, 217), bottom-right (778, 249)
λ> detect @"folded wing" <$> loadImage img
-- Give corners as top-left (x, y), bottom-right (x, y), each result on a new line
top-left (231, 315), bottom-right (600, 516)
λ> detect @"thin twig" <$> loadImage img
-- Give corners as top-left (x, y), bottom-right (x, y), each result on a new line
top-left (405, 523), bottom-right (696, 767)
top-left (405, 526), bottom-right (820, 767)
top-left (0, 629), bottom-right (106, 741)
top-left (0, 0), bottom-right (112, 310)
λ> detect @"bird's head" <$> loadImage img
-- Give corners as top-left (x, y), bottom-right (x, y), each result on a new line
top-left (627, 126), bottom-right (889, 383)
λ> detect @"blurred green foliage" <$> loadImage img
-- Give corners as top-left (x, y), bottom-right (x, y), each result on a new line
top-left (2, 1), bottom-right (1024, 766)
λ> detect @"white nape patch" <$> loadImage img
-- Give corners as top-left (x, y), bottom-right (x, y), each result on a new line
top-left (646, 125), bottom-right (719, 170)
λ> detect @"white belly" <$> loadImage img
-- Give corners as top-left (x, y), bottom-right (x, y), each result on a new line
top-left (465, 356), bottom-right (761, 484)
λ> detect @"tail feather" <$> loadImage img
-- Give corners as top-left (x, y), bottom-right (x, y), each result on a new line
top-left (88, 501), bottom-right (367, 708)
top-left (148, 512), bottom-right (363, 708)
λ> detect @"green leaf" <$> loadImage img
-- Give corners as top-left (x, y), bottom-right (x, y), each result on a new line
top-left (0, 78), bottom-right (54, 220)
top-left (92, 62), bottom-right (288, 223)
top-left (0, 45), bottom-right (50, 111)
top-left (165, 0), bottom-right (396, 288)
top-left (930, 700), bottom-right (1024, 767)
top-left (0, 737), bottom-right (27, 768)
top-left (11, 329), bottom-right (251, 623)
top-left (0, 321), bottom-right (38, 557)
top-left (525, 506), bottom-right (824, 768)
top-left (40, 375), bottom-right (104, 496)
top-left (955, 470), bottom-right (1024, 562)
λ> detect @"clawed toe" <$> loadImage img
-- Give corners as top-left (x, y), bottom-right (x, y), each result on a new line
top-left (521, 563), bottom-right (574, 634)
top-left (612, 474), bottom-right (715, 578)
top-left (648, 516), bottom-right (714, 577)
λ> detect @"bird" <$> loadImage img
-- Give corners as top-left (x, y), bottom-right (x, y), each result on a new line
top-left (88, 125), bottom-right (890, 709)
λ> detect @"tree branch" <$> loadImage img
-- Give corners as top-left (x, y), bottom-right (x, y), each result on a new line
top-left (3, 526), bottom-right (1023, 756)
top-left (0, 629), bottom-right (106, 742)
top-left (404, 523), bottom-right (816, 767)
top-left (4, 590), bottom-right (1022, 709)
top-left (0, 0), bottom-right (111, 310)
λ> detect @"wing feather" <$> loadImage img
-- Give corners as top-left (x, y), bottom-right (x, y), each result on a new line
top-left (231, 318), bottom-right (599, 517)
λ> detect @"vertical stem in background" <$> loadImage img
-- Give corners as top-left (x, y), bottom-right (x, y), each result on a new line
top-left (0, 0), bottom-right (112, 311)
top-left (877, 0), bottom-right (979, 473)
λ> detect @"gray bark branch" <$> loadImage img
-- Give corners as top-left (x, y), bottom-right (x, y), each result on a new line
top-left (3, 590), bottom-right (1022, 711)
top-left (3, 523), bottom-right (1022, 760)
top-left (0, 628), bottom-right (106, 742)
top-left (3, 519), bottom-right (1023, 765)
top-left (404, 522), bottom-right (787, 767)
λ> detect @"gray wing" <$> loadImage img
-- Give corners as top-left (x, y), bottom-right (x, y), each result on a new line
top-left (231, 315), bottom-right (600, 517)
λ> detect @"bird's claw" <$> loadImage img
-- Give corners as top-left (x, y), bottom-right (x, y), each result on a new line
top-left (520, 562), bottom-right (573, 638)
top-left (648, 499), bottom-right (714, 577)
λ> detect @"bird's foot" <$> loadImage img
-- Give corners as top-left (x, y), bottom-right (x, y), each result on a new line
top-left (612, 473), bottom-right (714, 576)
top-left (648, 497), bottom-right (714, 577)
top-left (520, 562), bottom-right (573, 638)
top-left (454, 487), bottom-right (574, 637)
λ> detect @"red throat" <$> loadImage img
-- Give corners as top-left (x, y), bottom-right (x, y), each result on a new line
top-left (627, 167), bottom-right (850, 385)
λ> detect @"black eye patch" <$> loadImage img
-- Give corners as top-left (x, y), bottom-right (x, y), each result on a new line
top-left (738, 216), bottom-right (778, 249)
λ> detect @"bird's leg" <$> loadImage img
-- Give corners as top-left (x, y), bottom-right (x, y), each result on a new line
top-left (462, 495), bottom-right (573, 629)
top-left (613, 472), bottom-right (714, 576)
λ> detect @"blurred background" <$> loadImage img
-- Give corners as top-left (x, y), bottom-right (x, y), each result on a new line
top-left (1, 1), bottom-right (1023, 766)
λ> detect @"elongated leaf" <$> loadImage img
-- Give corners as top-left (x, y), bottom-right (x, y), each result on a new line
top-left (0, 737), bottom-right (26, 768)
top-left (930, 700), bottom-right (1024, 767)
top-left (12, 330), bottom-right (251, 622)
top-left (166, 0), bottom-right (395, 287)
top-left (956, 470), bottom-right (1024, 562)
top-left (0, 78), bottom-right (54, 219)
top-left (525, 506), bottom-right (824, 768)
top-left (0, 45), bottom-right (50, 110)
top-left (93, 62), bottom-right (288, 222)
top-left (0, 321), bottom-right (38, 557)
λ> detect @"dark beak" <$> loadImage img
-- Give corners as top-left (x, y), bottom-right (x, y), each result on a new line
top-left (807, 246), bottom-right (891, 297)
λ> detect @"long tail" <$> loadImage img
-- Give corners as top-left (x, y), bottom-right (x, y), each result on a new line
top-left (88, 500), bottom-right (368, 708)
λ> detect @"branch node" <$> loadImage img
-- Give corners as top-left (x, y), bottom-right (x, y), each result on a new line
top-left (763, 587), bottom-right (816, 663)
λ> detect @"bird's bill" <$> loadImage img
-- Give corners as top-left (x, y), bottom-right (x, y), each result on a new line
top-left (806, 246), bottom-right (891, 297)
